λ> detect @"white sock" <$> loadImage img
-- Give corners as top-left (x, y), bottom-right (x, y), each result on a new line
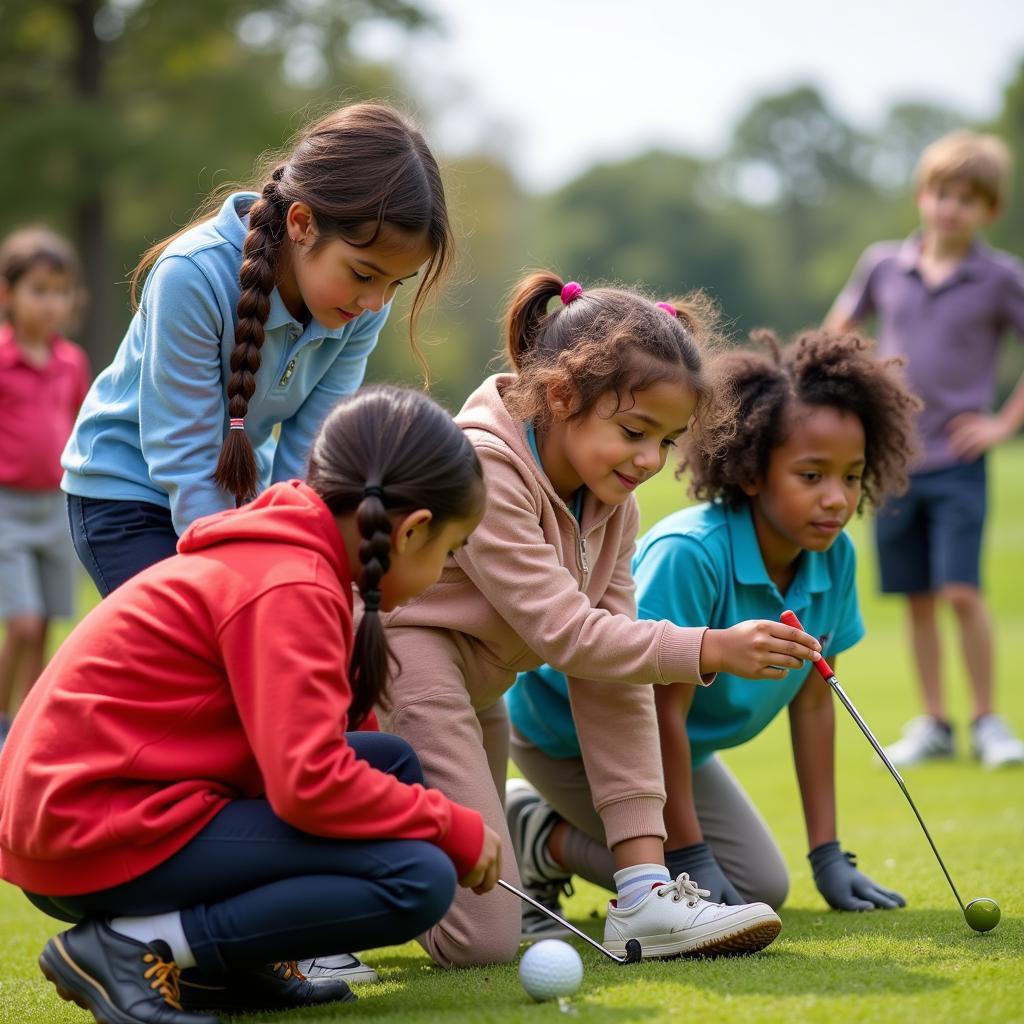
top-left (109, 911), bottom-right (196, 969)
top-left (614, 863), bottom-right (670, 910)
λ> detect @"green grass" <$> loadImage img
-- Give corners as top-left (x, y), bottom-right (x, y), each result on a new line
top-left (2, 447), bottom-right (1024, 1023)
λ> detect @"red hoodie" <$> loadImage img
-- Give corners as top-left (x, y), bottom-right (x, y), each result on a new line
top-left (0, 481), bottom-right (484, 895)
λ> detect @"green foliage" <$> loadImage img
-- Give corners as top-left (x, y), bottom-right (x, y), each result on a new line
top-left (0, 0), bottom-right (432, 362)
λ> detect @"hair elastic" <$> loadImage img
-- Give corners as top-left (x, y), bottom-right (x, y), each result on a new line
top-left (362, 590), bottom-right (382, 612)
top-left (363, 484), bottom-right (385, 500)
top-left (229, 418), bottom-right (245, 431)
top-left (560, 281), bottom-right (584, 305)
top-left (656, 301), bottom-right (678, 318)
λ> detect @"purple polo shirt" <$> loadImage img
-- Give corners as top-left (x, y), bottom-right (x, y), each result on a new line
top-left (834, 236), bottom-right (1024, 472)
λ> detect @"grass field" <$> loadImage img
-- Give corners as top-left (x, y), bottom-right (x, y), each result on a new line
top-left (2, 446), bottom-right (1023, 1023)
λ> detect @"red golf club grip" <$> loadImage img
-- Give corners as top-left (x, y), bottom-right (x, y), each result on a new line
top-left (780, 609), bottom-right (834, 680)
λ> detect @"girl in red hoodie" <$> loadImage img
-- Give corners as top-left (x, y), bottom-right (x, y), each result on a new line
top-left (0, 385), bottom-right (501, 1024)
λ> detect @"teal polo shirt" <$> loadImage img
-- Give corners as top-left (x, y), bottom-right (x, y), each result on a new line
top-left (506, 500), bottom-right (864, 766)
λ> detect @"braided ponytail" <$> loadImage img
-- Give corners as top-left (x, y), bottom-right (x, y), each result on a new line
top-left (308, 385), bottom-right (483, 728)
top-left (212, 173), bottom-right (288, 504)
top-left (350, 486), bottom-right (396, 725)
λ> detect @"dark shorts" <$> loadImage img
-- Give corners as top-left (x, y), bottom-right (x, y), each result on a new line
top-left (66, 495), bottom-right (179, 597)
top-left (874, 459), bottom-right (987, 594)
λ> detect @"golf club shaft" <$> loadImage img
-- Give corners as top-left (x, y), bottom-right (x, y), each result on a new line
top-left (497, 878), bottom-right (627, 963)
top-left (780, 610), bottom-right (966, 912)
top-left (824, 675), bottom-right (965, 911)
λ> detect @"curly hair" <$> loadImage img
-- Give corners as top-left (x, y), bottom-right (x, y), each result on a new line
top-left (681, 328), bottom-right (921, 511)
top-left (500, 271), bottom-right (736, 460)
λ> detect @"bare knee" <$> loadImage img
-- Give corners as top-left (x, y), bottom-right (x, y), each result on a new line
top-left (942, 583), bottom-right (983, 619)
top-left (907, 593), bottom-right (937, 623)
top-left (4, 615), bottom-right (46, 648)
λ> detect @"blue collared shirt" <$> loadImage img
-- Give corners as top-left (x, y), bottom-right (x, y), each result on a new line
top-left (61, 192), bottom-right (390, 534)
top-left (507, 500), bottom-right (864, 765)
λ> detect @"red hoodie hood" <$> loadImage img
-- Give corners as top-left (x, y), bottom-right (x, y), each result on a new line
top-left (178, 479), bottom-right (350, 583)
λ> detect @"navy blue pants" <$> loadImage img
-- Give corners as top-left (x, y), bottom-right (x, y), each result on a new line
top-left (66, 495), bottom-right (179, 597)
top-left (874, 459), bottom-right (987, 593)
top-left (26, 733), bottom-right (457, 976)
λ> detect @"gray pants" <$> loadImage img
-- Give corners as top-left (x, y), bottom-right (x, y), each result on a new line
top-left (510, 726), bottom-right (789, 909)
top-left (0, 487), bottom-right (77, 619)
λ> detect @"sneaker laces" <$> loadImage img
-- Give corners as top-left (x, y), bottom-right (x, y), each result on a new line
top-left (142, 951), bottom-right (183, 1010)
top-left (655, 872), bottom-right (711, 908)
top-left (273, 961), bottom-right (307, 981)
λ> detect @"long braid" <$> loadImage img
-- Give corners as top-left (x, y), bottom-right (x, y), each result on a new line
top-left (350, 486), bottom-right (396, 726)
top-left (213, 169), bottom-right (287, 505)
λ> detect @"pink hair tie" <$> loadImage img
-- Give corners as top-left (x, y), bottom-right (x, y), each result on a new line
top-left (229, 418), bottom-right (245, 431)
top-left (560, 281), bottom-right (584, 305)
top-left (656, 301), bottom-right (678, 318)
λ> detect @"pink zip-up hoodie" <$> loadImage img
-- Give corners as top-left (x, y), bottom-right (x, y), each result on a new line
top-left (385, 374), bottom-right (711, 844)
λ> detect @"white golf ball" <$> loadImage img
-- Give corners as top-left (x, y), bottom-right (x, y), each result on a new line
top-left (518, 939), bottom-right (584, 1001)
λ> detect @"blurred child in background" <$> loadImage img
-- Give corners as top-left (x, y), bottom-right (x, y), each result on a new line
top-left (0, 227), bottom-right (89, 745)
top-left (508, 330), bottom-right (918, 925)
top-left (0, 386), bottom-right (500, 1024)
top-left (827, 131), bottom-right (1024, 768)
top-left (382, 273), bottom-right (822, 968)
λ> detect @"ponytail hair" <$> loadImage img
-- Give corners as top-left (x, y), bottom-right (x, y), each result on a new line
top-left (308, 385), bottom-right (483, 727)
top-left (501, 270), bottom-right (736, 460)
top-left (130, 103), bottom-right (454, 507)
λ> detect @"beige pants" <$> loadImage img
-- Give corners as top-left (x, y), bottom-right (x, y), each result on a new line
top-left (510, 727), bottom-right (790, 909)
top-left (381, 627), bottom-right (524, 968)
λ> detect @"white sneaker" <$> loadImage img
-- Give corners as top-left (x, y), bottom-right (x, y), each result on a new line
top-left (505, 779), bottom-right (573, 942)
top-left (297, 953), bottom-right (379, 985)
top-left (883, 716), bottom-right (954, 766)
top-left (971, 714), bottom-right (1024, 768)
top-left (603, 873), bottom-right (781, 959)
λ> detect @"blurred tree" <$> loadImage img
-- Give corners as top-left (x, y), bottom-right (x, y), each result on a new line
top-left (365, 154), bottom-right (531, 410)
top-left (528, 152), bottom-right (763, 340)
top-left (0, 0), bottom-right (431, 364)
top-left (862, 101), bottom-right (970, 193)
top-left (991, 57), bottom-right (1024, 252)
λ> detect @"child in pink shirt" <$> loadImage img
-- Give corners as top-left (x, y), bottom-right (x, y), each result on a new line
top-left (0, 227), bottom-right (89, 741)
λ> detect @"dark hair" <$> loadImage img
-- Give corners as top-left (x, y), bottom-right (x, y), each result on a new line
top-left (500, 271), bottom-right (735, 460)
top-left (682, 328), bottom-right (921, 511)
top-left (130, 103), bottom-right (454, 507)
top-left (307, 384), bottom-right (483, 727)
top-left (0, 226), bottom-right (78, 290)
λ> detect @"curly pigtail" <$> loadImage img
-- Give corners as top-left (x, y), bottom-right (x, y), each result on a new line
top-left (502, 270), bottom-right (566, 370)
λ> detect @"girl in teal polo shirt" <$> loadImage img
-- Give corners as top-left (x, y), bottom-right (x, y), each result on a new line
top-left (507, 329), bottom-right (921, 932)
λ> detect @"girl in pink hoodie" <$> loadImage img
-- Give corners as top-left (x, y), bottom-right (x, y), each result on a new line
top-left (383, 273), bottom-right (821, 967)
top-left (0, 386), bottom-right (502, 1024)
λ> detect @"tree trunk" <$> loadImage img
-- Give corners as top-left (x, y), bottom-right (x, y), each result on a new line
top-left (70, 0), bottom-right (112, 366)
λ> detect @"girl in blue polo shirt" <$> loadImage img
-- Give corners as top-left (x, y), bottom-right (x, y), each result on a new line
top-left (62, 102), bottom-right (451, 596)
top-left (506, 328), bottom-right (921, 934)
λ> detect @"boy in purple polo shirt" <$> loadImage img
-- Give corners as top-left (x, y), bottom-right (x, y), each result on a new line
top-left (827, 131), bottom-right (1024, 768)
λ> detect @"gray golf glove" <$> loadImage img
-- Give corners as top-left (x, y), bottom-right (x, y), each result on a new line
top-left (665, 841), bottom-right (744, 905)
top-left (809, 841), bottom-right (906, 911)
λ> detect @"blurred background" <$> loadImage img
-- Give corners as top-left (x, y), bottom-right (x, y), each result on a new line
top-left (2, 0), bottom-right (1022, 410)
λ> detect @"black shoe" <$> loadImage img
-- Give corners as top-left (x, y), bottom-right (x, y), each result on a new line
top-left (179, 960), bottom-right (356, 1013)
top-left (38, 918), bottom-right (219, 1024)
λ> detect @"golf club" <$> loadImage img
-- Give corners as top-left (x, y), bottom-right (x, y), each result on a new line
top-left (498, 879), bottom-right (644, 964)
top-left (781, 610), bottom-right (1000, 932)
